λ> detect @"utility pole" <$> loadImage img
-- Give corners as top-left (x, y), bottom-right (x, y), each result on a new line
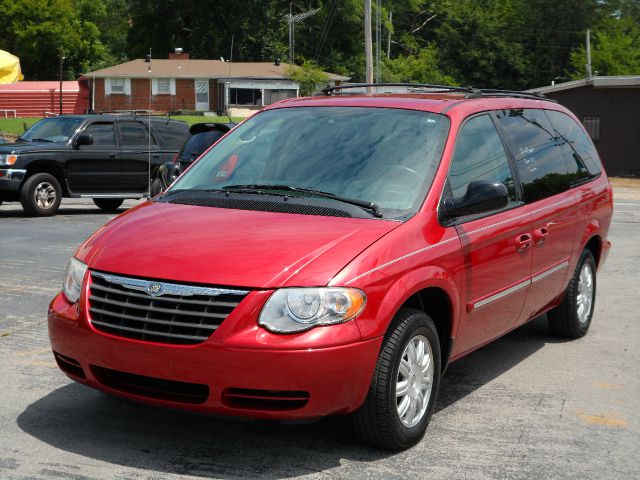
top-left (288, 3), bottom-right (293, 63)
top-left (586, 29), bottom-right (593, 81)
top-left (387, 11), bottom-right (392, 58)
top-left (58, 52), bottom-right (65, 115)
top-left (364, 0), bottom-right (373, 85)
top-left (375, 0), bottom-right (381, 83)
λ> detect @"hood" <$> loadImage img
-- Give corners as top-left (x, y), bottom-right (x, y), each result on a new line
top-left (0, 141), bottom-right (68, 154)
top-left (76, 201), bottom-right (399, 288)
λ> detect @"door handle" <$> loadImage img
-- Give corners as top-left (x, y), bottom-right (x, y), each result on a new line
top-left (515, 233), bottom-right (533, 252)
top-left (534, 226), bottom-right (549, 244)
top-left (108, 154), bottom-right (117, 158)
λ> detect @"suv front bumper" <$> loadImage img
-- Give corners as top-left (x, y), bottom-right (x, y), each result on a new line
top-left (0, 168), bottom-right (26, 192)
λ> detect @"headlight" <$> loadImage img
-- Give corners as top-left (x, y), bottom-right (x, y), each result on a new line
top-left (62, 257), bottom-right (87, 304)
top-left (259, 287), bottom-right (366, 333)
top-left (0, 154), bottom-right (18, 166)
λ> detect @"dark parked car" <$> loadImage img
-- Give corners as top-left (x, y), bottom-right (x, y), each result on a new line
top-left (151, 122), bottom-right (234, 195)
top-left (0, 115), bottom-right (189, 215)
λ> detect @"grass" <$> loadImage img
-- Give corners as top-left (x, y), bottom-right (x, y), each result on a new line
top-left (0, 114), bottom-right (243, 137)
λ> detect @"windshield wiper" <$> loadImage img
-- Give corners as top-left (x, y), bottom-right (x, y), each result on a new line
top-left (223, 184), bottom-right (383, 218)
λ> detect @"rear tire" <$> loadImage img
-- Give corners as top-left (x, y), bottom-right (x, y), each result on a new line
top-left (352, 308), bottom-right (441, 450)
top-left (548, 249), bottom-right (597, 338)
top-left (93, 198), bottom-right (124, 212)
top-left (19, 173), bottom-right (62, 216)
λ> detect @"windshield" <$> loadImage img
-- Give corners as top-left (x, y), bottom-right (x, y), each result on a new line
top-left (170, 107), bottom-right (449, 217)
top-left (21, 117), bottom-right (83, 143)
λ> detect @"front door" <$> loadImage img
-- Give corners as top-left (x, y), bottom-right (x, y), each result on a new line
top-left (68, 121), bottom-right (120, 193)
top-left (446, 114), bottom-right (532, 356)
top-left (195, 80), bottom-right (209, 111)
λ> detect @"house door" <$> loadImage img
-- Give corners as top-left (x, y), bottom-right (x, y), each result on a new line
top-left (195, 80), bottom-right (209, 111)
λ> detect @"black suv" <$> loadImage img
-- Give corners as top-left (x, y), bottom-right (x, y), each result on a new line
top-left (0, 115), bottom-right (189, 216)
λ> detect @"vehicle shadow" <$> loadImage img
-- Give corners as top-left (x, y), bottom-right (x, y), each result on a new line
top-left (17, 315), bottom-right (562, 478)
top-left (0, 207), bottom-right (127, 218)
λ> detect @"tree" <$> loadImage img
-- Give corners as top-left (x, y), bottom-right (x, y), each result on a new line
top-left (569, 17), bottom-right (640, 78)
top-left (287, 61), bottom-right (329, 96)
top-left (383, 46), bottom-right (456, 84)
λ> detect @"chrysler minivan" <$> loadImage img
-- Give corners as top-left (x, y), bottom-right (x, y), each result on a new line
top-left (48, 85), bottom-right (612, 450)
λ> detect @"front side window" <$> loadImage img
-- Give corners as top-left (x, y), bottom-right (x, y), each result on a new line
top-left (496, 109), bottom-right (573, 203)
top-left (21, 117), bottom-right (82, 143)
top-left (448, 114), bottom-right (517, 203)
top-left (169, 107), bottom-right (450, 218)
top-left (83, 123), bottom-right (116, 146)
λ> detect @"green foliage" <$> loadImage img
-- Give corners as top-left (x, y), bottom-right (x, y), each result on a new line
top-left (286, 61), bottom-right (330, 96)
top-left (383, 47), bottom-right (456, 85)
top-left (569, 17), bottom-right (640, 78)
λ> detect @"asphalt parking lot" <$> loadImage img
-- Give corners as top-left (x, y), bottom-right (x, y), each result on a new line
top-left (1, 196), bottom-right (638, 480)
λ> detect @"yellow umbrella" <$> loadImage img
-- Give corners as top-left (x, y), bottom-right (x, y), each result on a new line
top-left (0, 50), bottom-right (24, 83)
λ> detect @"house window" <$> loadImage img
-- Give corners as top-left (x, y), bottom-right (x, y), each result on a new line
top-left (583, 117), bottom-right (600, 141)
top-left (157, 78), bottom-right (171, 94)
top-left (110, 78), bottom-right (125, 94)
top-left (229, 88), bottom-right (262, 106)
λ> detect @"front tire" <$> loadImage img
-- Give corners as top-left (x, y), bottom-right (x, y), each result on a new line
top-left (93, 198), bottom-right (124, 212)
top-left (352, 308), bottom-right (441, 450)
top-left (19, 173), bottom-right (62, 216)
top-left (548, 249), bottom-right (597, 338)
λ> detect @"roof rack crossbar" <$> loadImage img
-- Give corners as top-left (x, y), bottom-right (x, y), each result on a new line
top-left (321, 83), bottom-right (552, 101)
top-left (322, 83), bottom-right (477, 95)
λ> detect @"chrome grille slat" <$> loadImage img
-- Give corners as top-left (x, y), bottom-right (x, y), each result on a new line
top-left (89, 307), bottom-right (220, 330)
top-left (89, 296), bottom-right (228, 319)
top-left (89, 283), bottom-right (241, 308)
top-left (90, 320), bottom-right (209, 342)
top-left (88, 272), bottom-right (249, 345)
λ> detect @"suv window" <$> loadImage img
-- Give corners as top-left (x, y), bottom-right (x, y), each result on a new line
top-left (119, 121), bottom-right (151, 146)
top-left (495, 109), bottom-right (573, 203)
top-left (151, 120), bottom-right (190, 149)
top-left (448, 114), bottom-right (517, 203)
top-left (84, 122), bottom-right (116, 146)
top-left (545, 110), bottom-right (602, 179)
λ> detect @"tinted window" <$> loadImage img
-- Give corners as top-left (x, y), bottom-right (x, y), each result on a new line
top-left (171, 107), bottom-right (450, 217)
top-left (119, 122), bottom-right (150, 146)
top-left (84, 122), bottom-right (115, 145)
top-left (151, 120), bottom-right (190, 149)
top-left (545, 110), bottom-right (602, 178)
top-left (496, 109), bottom-right (572, 203)
top-left (448, 114), bottom-right (517, 203)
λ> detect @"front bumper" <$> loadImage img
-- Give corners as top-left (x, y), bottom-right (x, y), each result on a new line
top-left (48, 292), bottom-right (382, 420)
top-left (0, 168), bottom-right (26, 192)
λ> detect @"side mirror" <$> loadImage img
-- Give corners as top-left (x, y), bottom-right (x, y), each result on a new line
top-left (442, 180), bottom-right (509, 218)
top-left (158, 162), bottom-right (181, 192)
top-left (75, 133), bottom-right (93, 147)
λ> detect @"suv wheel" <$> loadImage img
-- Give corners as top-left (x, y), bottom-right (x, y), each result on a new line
top-left (93, 198), bottom-right (124, 212)
top-left (352, 308), bottom-right (441, 450)
top-left (20, 173), bottom-right (62, 216)
top-left (548, 249), bottom-right (597, 338)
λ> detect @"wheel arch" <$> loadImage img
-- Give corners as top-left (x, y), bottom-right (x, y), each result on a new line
top-left (24, 161), bottom-right (69, 196)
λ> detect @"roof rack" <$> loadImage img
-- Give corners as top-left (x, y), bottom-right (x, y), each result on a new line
top-left (321, 83), bottom-right (551, 101)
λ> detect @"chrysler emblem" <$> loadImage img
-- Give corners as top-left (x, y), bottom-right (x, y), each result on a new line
top-left (147, 283), bottom-right (164, 296)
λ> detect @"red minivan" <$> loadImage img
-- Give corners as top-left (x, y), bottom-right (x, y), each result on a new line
top-left (49, 85), bottom-right (612, 450)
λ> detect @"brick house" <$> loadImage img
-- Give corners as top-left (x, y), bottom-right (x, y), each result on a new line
top-left (81, 53), bottom-right (349, 115)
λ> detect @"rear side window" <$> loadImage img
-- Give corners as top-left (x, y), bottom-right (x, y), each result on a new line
top-left (84, 122), bottom-right (115, 146)
top-left (495, 109), bottom-right (573, 203)
top-left (151, 120), bottom-right (190, 149)
top-left (545, 110), bottom-right (602, 178)
top-left (119, 121), bottom-right (151, 146)
top-left (448, 114), bottom-right (517, 203)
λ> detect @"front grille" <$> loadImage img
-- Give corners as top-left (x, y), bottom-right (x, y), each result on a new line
top-left (88, 272), bottom-right (249, 345)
